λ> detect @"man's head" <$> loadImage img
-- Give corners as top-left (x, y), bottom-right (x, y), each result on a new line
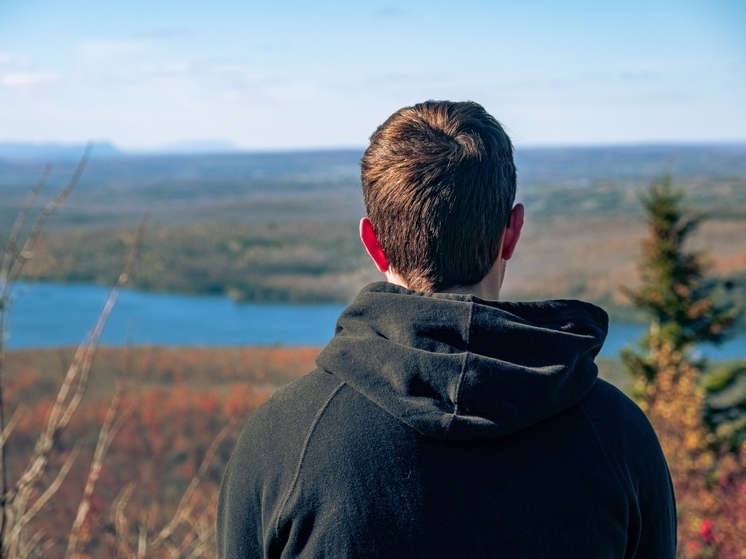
top-left (360, 100), bottom-right (522, 295)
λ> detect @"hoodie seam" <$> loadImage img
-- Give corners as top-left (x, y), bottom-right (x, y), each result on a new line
top-left (444, 302), bottom-right (474, 437)
top-left (274, 381), bottom-right (346, 541)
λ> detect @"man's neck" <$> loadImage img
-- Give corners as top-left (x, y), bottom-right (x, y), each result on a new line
top-left (385, 257), bottom-right (505, 302)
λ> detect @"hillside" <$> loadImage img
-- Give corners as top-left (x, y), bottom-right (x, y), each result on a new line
top-left (2, 145), bottom-right (745, 317)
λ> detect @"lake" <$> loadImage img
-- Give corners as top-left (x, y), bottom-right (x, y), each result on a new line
top-left (4, 282), bottom-right (745, 360)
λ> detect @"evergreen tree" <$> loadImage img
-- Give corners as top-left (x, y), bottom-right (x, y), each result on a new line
top-left (622, 174), bottom-right (741, 384)
top-left (622, 174), bottom-right (746, 452)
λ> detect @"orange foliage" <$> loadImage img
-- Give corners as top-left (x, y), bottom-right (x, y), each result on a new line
top-left (639, 341), bottom-right (746, 558)
top-left (8, 343), bottom-right (746, 555)
top-left (4, 346), bottom-right (317, 558)
top-left (5, 385), bottom-right (255, 557)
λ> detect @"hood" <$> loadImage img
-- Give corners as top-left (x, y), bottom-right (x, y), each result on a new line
top-left (316, 282), bottom-right (608, 441)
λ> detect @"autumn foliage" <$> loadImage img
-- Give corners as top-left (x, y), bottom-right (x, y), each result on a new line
top-left (638, 341), bottom-right (746, 557)
top-left (624, 175), bottom-right (746, 557)
top-left (3, 346), bottom-right (316, 558)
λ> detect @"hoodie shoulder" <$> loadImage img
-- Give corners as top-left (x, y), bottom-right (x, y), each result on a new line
top-left (578, 380), bottom-right (676, 558)
top-left (579, 380), bottom-right (659, 455)
top-left (217, 370), bottom-right (344, 559)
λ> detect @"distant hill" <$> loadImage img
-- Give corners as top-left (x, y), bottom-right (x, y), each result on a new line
top-left (2, 142), bottom-right (744, 181)
top-left (513, 143), bottom-right (746, 185)
top-left (152, 139), bottom-right (244, 154)
top-left (0, 142), bottom-right (124, 161)
top-left (2, 143), bottom-right (744, 311)
top-left (2, 143), bottom-right (745, 229)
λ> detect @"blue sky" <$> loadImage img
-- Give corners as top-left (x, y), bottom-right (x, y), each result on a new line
top-left (0, 0), bottom-right (744, 150)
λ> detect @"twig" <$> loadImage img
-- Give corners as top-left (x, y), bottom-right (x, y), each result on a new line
top-left (4, 214), bottom-right (147, 558)
top-left (1, 163), bottom-right (54, 553)
top-left (57, 215), bottom-right (148, 432)
top-left (64, 351), bottom-right (133, 559)
top-left (6, 143), bottom-right (92, 286)
top-left (7, 445), bottom-right (80, 556)
top-left (0, 163), bottom-right (52, 295)
top-left (17, 528), bottom-right (45, 559)
top-left (0, 407), bottom-right (22, 450)
top-left (148, 415), bottom-right (238, 550)
top-left (179, 491), bottom-right (219, 559)
top-left (11, 217), bottom-right (147, 512)
top-left (111, 482), bottom-right (136, 559)
top-left (18, 445), bottom-right (80, 527)
top-left (1, 152), bottom-right (87, 556)
top-left (137, 524), bottom-right (147, 559)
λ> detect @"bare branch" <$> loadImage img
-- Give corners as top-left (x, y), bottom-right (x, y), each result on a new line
top-left (6, 215), bottom-right (147, 558)
top-left (0, 164), bottom-right (52, 296)
top-left (137, 525), bottom-right (147, 559)
top-left (7, 143), bottom-right (93, 285)
top-left (56, 215), bottom-right (147, 431)
top-left (1, 163), bottom-right (54, 556)
top-left (65, 355), bottom-right (133, 559)
top-left (17, 527), bottom-right (47, 559)
top-left (15, 216), bottom-right (148, 495)
top-left (149, 415), bottom-right (238, 549)
top-left (0, 406), bottom-right (22, 449)
top-left (111, 482), bottom-right (136, 559)
top-left (177, 491), bottom-right (219, 559)
top-left (9, 444), bottom-right (80, 554)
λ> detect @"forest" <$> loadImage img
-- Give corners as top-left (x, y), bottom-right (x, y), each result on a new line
top-left (2, 144), bottom-right (746, 557)
top-left (2, 145), bottom-right (746, 320)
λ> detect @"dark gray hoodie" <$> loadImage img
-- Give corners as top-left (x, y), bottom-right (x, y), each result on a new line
top-left (218, 282), bottom-right (676, 558)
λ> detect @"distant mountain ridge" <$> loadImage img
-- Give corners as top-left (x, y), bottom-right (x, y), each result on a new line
top-left (514, 143), bottom-right (746, 183)
top-left (0, 142), bottom-right (124, 161)
top-left (2, 142), bottom-right (744, 312)
top-left (2, 142), bottom-right (745, 183)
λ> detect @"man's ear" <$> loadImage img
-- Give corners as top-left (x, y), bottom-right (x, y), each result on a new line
top-left (360, 217), bottom-right (390, 273)
top-left (500, 203), bottom-right (524, 261)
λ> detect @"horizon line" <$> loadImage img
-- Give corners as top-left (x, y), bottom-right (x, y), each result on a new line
top-left (2, 139), bottom-right (746, 159)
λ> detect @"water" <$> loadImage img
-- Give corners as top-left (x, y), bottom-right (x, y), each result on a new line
top-left (3, 282), bottom-right (745, 360)
top-left (4, 283), bottom-right (345, 348)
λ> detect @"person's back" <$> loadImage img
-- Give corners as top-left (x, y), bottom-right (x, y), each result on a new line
top-left (217, 101), bottom-right (676, 558)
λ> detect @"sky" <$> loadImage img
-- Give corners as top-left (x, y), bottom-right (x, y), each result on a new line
top-left (0, 0), bottom-right (744, 150)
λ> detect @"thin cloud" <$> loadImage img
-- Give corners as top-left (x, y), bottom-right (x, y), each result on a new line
top-left (0, 53), bottom-right (29, 66)
top-left (1, 72), bottom-right (59, 87)
top-left (78, 39), bottom-right (149, 63)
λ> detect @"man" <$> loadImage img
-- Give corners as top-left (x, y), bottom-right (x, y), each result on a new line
top-left (218, 100), bottom-right (676, 558)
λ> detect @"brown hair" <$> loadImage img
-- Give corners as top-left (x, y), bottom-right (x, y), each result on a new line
top-left (361, 100), bottom-right (517, 292)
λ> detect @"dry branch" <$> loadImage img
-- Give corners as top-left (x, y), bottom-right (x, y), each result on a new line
top-left (1, 151), bottom-right (90, 556)
top-left (0, 163), bottom-right (52, 294)
top-left (1, 146), bottom-right (149, 557)
top-left (65, 346), bottom-right (134, 559)
top-left (110, 482), bottom-right (136, 559)
top-left (0, 408), bottom-right (21, 450)
top-left (6, 143), bottom-right (92, 286)
top-left (148, 415), bottom-right (238, 552)
top-left (2, 146), bottom-right (243, 559)
top-left (7, 217), bottom-right (147, 552)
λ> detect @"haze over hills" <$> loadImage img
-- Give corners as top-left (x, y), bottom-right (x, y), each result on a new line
top-left (0, 142), bottom-right (125, 161)
top-left (2, 141), bottom-right (746, 178)
top-left (2, 143), bottom-right (745, 312)
top-left (3, 142), bottom-right (746, 227)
